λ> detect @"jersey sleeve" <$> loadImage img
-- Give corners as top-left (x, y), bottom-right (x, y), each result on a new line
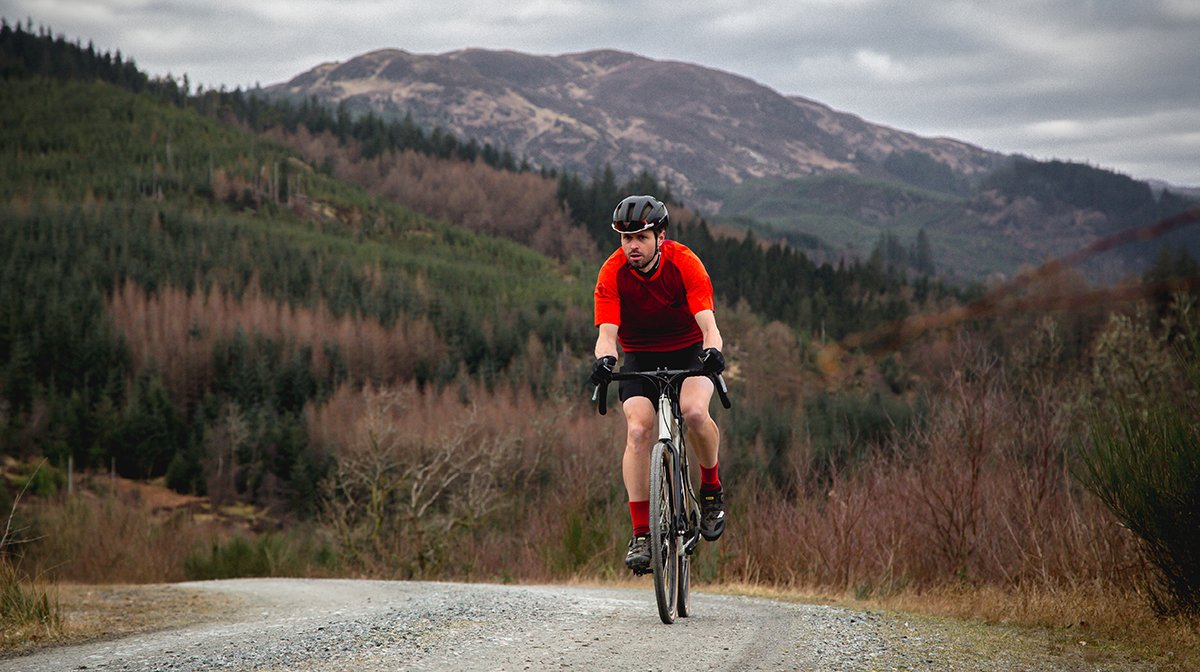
top-left (593, 252), bottom-right (623, 326)
top-left (675, 244), bottom-right (715, 315)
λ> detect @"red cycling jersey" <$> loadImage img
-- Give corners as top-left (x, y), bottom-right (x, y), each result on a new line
top-left (593, 240), bottom-right (715, 352)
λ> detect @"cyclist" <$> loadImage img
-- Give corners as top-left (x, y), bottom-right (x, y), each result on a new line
top-left (590, 194), bottom-right (727, 573)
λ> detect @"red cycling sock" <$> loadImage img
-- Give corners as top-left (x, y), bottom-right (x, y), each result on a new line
top-left (629, 500), bottom-right (649, 536)
top-left (701, 462), bottom-right (721, 491)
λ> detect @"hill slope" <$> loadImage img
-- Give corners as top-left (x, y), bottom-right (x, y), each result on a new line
top-left (266, 47), bottom-right (1197, 280)
top-left (0, 73), bottom-right (594, 498)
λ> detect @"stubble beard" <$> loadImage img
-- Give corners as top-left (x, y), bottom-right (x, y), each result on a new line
top-left (628, 248), bottom-right (658, 273)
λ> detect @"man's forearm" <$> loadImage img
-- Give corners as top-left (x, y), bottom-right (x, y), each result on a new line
top-left (694, 310), bottom-right (723, 351)
top-left (595, 323), bottom-right (619, 359)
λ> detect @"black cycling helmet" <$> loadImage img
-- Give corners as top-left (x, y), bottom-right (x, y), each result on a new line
top-left (611, 195), bottom-right (669, 234)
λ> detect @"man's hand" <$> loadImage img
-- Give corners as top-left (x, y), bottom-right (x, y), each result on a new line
top-left (700, 347), bottom-right (725, 375)
top-left (590, 355), bottom-right (617, 385)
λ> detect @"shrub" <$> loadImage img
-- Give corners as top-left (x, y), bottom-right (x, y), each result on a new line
top-left (1077, 300), bottom-right (1200, 617)
top-left (1079, 400), bottom-right (1200, 617)
top-left (183, 530), bottom-right (335, 580)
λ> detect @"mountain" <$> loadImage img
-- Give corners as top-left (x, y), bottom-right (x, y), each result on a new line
top-left (268, 48), bottom-right (1197, 281)
top-left (265, 48), bottom-right (1001, 206)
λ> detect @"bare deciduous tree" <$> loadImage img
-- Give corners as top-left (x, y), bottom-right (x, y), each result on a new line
top-left (320, 384), bottom-right (526, 577)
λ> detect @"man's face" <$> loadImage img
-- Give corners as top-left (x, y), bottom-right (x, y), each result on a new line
top-left (621, 230), bottom-right (662, 272)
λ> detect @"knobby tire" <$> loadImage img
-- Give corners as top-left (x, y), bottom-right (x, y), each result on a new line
top-left (649, 440), bottom-right (678, 624)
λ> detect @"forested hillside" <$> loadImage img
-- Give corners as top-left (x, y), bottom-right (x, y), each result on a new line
top-left (0, 26), bottom-right (597, 508)
top-left (705, 162), bottom-right (1199, 281)
top-left (4, 22), bottom-right (1200, 656)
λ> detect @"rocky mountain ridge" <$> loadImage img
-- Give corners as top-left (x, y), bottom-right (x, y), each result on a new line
top-left (267, 48), bottom-right (1002, 207)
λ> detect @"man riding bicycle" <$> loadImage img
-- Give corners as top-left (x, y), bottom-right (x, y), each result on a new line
top-left (590, 194), bottom-right (727, 573)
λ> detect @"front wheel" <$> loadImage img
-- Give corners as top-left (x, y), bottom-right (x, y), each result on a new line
top-left (649, 440), bottom-right (678, 624)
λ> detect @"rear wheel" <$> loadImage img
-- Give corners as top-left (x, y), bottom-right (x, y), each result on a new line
top-left (649, 440), bottom-right (678, 624)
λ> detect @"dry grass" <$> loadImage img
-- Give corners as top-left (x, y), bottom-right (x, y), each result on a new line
top-left (0, 583), bottom-right (238, 656)
top-left (11, 471), bottom-right (279, 585)
top-left (873, 583), bottom-right (1199, 665)
top-left (0, 562), bottom-right (61, 653)
top-left (706, 580), bottom-right (1200, 671)
top-left (25, 492), bottom-right (221, 584)
top-left (2, 460), bottom-right (64, 650)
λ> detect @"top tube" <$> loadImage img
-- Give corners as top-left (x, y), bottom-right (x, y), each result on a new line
top-left (594, 367), bottom-right (730, 416)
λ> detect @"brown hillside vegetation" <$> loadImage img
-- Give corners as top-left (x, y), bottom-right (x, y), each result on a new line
top-left (106, 279), bottom-right (448, 408)
top-left (263, 126), bottom-right (596, 261)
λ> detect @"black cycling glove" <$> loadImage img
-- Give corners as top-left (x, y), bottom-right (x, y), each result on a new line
top-left (590, 355), bottom-right (617, 386)
top-left (700, 347), bottom-right (725, 375)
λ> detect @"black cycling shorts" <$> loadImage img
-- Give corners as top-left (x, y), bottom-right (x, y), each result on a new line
top-left (619, 343), bottom-right (704, 403)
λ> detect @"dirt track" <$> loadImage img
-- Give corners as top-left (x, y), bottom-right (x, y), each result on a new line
top-left (0, 578), bottom-right (1147, 671)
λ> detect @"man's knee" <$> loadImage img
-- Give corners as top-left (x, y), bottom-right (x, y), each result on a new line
top-left (626, 417), bottom-right (655, 448)
top-left (681, 404), bottom-right (712, 431)
top-left (623, 398), bottom-right (657, 449)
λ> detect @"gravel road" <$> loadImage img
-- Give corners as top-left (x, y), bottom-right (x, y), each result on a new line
top-left (0, 578), bottom-right (1147, 671)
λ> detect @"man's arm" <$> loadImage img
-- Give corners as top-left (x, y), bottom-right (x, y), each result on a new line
top-left (695, 309), bottom-right (722, 351)
top-left (595, 323), bottom-right (619, 360)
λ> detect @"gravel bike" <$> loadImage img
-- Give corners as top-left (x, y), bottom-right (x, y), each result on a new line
top-left (594, 367), bottom-right (731, 624)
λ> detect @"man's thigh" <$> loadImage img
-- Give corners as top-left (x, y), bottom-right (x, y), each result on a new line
top-left (680, 375), bottom-right (715, 415)
top-left (622, 396), bottom-right (657, 438)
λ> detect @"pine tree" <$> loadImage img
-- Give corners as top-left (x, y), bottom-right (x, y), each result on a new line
top-left (914, 228), bottom-right (935, 275)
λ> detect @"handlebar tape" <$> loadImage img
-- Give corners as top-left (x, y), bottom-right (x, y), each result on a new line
top-left (716, 374), bottom-right (731, 409)
top-left (593, 383), bottom-right (610, 415)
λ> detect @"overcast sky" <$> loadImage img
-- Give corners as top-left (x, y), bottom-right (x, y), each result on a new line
top-left (6, 0), bottom-right (1199, 187)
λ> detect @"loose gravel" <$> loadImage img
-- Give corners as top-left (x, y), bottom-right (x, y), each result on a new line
top-left (0, 578), bottom-right (1150, 671)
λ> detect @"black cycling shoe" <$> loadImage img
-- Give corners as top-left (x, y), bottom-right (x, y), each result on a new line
top-left (699, 488), bottom-right (726, 541)
top-left (625, 534), bottom-right (651, 573)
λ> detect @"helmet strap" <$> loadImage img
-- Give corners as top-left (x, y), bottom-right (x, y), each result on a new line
top-left (634, 236), bottom-right (663, 277)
